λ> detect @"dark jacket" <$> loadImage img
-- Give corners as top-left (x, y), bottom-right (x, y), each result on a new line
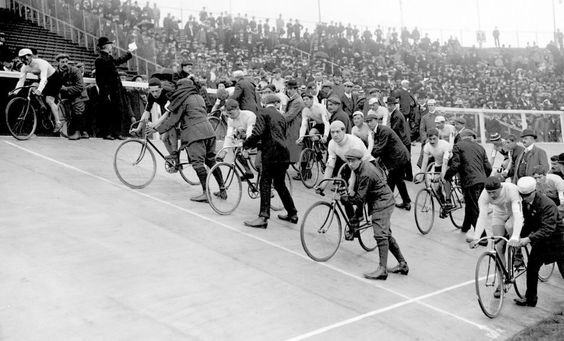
top-left (94, 50), bottom-right (133, 120)
top-left (329, 109), bottom-right (352, 134)
top-left (371, 124), bottom-right (409, 171)
top-left (389, 108), bottom-right (411, 147)
top-left (340, 93), bottom-right (359, 117)
top-left (156, 83), bottom-right (214, 145)
top-left (445, 139), bottom-right (492, 188)
top-left (243, 105), bottom-right (290, 165)
top-left (230, 77), bottom-right (259, 113)
top-left (284, 93), bottom-right (304, 163)
top-left (521, 192), bottom-right (564, 264)
top-left (59, 66), bottom-right (88, 103)
top-left (348, 160), bottom-right (395, 214)
top-left (512, 145), bottom-right (549, 183)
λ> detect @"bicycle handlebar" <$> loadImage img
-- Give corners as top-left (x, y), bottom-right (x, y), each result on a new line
top-left (8, 85), bottom-right (38, 97)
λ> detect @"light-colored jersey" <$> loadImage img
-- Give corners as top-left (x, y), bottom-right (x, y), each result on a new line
top-left (15, 58), bottom-right (56, 93)
top-left (327, 134), bottom-right (374, 168)
top-left (224, 110), bottom-right (256, 148)
top-left (537, 173), bottom-right (564, 201)
top-left (423, 139), bottom-right (451, 168)
top-left (300, 102), bottom-right (330, 138)
top-left (474, 182), bottom-right (523, 240)
top-left (438, 123), bottom-right (456, 145)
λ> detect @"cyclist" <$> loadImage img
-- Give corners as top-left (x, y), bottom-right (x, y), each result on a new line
top-left (14, 48), bottom-right (64, 133)
top-left (217, 99), bottom-right (256, 180)
top-left (434, 115), bottom-right (456, 146)
top-left (418, 128), bottom-right (453, 210)
top-left (531, 165), bottom-right (564, 207)
top-left (296, 92), bottom-right (330, 144)
top-left (351, 111), bottom-right (374, 151)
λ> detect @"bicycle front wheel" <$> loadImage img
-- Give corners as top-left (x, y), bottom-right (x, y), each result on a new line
top-left (539, 262), bottom-right (555, 282)
top-left (271, 171), bottom-right (293, 211)
top-left (299, 148), bottom-right (320, 188)
top-left (357, 223), bottom-right (377, 252)
top-left (475, 252), bottom-right (505, 318)
top-left (206, 162), bottom-right (242, 215)
top-left (5, 97), bottom-right (36, 140)
top-left (300, 201), bottom-right (342, 262)
top-left (414, 188), bottom-right (435, 235)
top-left (449, 186), bottom-right (464, 229)
top-left (513, 247), bottom-right (529, 299)
top-left (113, 139), bottom-right (156, 189)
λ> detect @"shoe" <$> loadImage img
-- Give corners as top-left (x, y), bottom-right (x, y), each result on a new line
top-left (395, 202), bottom-right (411, 211)
top-left (115, 135), bottom-right (127, 140)
top-left (213, 189), bottom-right (227, 200)
top-left (443, 201), bottom-right (454, 210)
top-left (388, 262), bottom-right (409, 275)
top-left (53, 121), bottom-right (64, 133)
top-left (344, 229), bottom-right (355, 241)
top-left (494, 286), bottom-right (502, 299)
top-left (363, 266), bottom-right (388, 280)
top-left (514, 297), bottom-right (537, 307)
top-left (68, 131), bottom-right (80, 140)
top-left (81, 131), bottom-right (90, 139)
top-left (465, 229), bottom-right (474, 243)
top-left (277, 214), bottom-right (298, 224)
top-left (244, 217), bottom-right (268, 229)
top-left (190, 193), bottom-right (209, 203)
top-left (103, 135), bottom-right (115, 140)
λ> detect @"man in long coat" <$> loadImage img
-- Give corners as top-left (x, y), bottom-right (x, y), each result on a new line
top-left (229, 70), bottom-right (259, 113)
top-left (283, 79), bottom-right (304, 164)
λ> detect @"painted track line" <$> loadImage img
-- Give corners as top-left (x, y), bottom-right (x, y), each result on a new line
top-left (4, 140), bottom-right (500, 339)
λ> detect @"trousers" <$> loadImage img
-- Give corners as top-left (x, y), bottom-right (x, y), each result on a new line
top-left (259, 163), bottom-right (296, 219)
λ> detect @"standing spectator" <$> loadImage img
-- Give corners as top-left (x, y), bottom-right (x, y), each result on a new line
top-left (453, 117), bottom-right (470, 145)
top-left (502, 134), bottom-right (525, 180)
top-left (152, 3), bottom-right (160, 27)
top-left (444, 130), bottom-right (492, 242)
top-left (386, 97), bottom-right (412, 182)
top-left (94, 36), bottom-right (135, 140)
top-left (242, 94), bottom-right (297, 229)
top-left (56, 53), bottom-right (88, 140)
top-left (532, 165), bottom-right (564, 207)
top-left (283, 79), bottom-right (305, 165)
top-left (512, 129), bottom-right (549, 184)
top-left (230, 70), bottom-right (259, 113)
top-left (417, 99), bottom-right (438, 167)
top-left (173, 61), bottom-right (193, 83)
top-left (326, 96), bottom-right (351, 134)
top-left (340, 81), bottom-right (359, 118)
top-left (493, 26), bottom-right (500, 48)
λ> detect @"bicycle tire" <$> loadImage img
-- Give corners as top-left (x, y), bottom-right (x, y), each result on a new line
top-left (299, 148), bottom-right (319, 188)
top-left (5, 97), bottom-right (36, 140)
top-left (475, 252), bottom-right (505, 318)
top-left (113, 139), bottom-right (157, 189)
top-left (449, 186), bottom-right (464, 229)
top-left (271, 171), bottom-right (293, 211)
top-left (357, 223), bottom-right (377, 252)
top-left (414, 188), bottom-right (435, 235)
top-left (206, 162), bottom-right (242, 215)
top-left (178, 150), bottom-right (200, 185)
top-left (300, 201), bottom-right (342, 262)
top-left (208, 116), bottom-right (227, 151)
top-left (513, 247), bottom-right (529, 299)
top-left (539, 262), bottom-right (555, 282)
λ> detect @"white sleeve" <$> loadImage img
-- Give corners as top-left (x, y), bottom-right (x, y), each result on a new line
top-left (36, 63), bottom-right (49, 93)
top-left (326, 141), bottom-right (337, 168)
top-left (473, 191), bottom-right (490, 239)
top-left (15, 65), bottom-right (28, 90)
top-left (223, 119), bottom-right (235, 148)
top-left (299, 109), bottom-right (309, 138)
top-left (322, 107), bottom-right (330, 138)
top-left (509, 197), bottom-right (524, 240)
top-left (245, 113), bottom-right (256, 138)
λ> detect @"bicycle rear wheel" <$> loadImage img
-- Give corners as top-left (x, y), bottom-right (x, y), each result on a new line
top-left (539, 262), bottom-right (555, 282)
top-left (271, 171), bottom-right (293, 211)
top-left (5, 97), bottom-right (36, 140)
top-left (113, 139), bottom-right (156, 189)
top-left (299, 148), bottom-right (320, 188)
top-left (475, 252), bottom-right (505, 318)
top-left (206, 162), bottom-right (242, 215)
top-left (449, 186), bottom-right (464, 229)
top-left (414, 188), bottom-right (435, 235)
top-left (513, 247), bottom-right (529, 299)
top-left (300, 201), bottom-right (342, 262)
top-left (178, 150), bottom-right (200, 185)
top-left (357, 223), bottom-right (377, 252)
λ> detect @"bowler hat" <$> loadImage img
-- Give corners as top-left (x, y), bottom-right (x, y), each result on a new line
top-left (385, 96), bottom-right (399, 104)
top-left (489, 132), bottom-right (501, 142)
top-left (454, 117), bottom-right (466, 125)
top-left (558, 152), bottom-right (564, 164)
top-left (520, 129), bottom-right (537, 139)
top-left (97, 36), bottom-right (113, 47)
top-left (286, 79), bottom-right (299, 89)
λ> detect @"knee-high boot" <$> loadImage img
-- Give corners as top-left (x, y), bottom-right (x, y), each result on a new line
top-left (388, 236), bottom-right (409, 275)
top-left (363, 238), bottom-right (388, 280)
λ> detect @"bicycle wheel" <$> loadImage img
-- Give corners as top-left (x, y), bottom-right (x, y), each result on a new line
top-left (414, 188), bottom-right (435, 235)
top-left (206, 162), bottom-right (242, 215)
top-left (5, 97), bottom-right (36, 140)
top-left (58, 101), bottom-right (69, 137)
top-left (539, 262), bottom-right (555, 282)
top-left (178, 150), bottom-right (200, 185)
top-left (299, 148), bottom-right (320, 188)
top-left (113, 139), bottom-right (156, 189)
top-left (271, 171), bottom-right (293, 211)
top-left (208, 116), bottom-right (227, 151)
top-left (357, 223), bottom-right (377, 252)
top-left (475, 252), bottom-right (505, 318)
top-left (300, 201), bottom-right (342, 262)
top-left (449, 186), bottom-right (464, 229)
top-left (513, 247), bottom-right (529, 299)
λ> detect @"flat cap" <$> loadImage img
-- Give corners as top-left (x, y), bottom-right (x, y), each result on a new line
top-left (344, 148), bottom-right (365, 160)
top-left (459, 129), bottom-right (477, 138)
top-left (327, 96), bottom-right (341, 105)
top-left (321, 81), bottom-right (334, 88)
top-left (454, 117), bottom-right (466, 125)
top-left (521, 129), bottom-right (537, 139)
top-left (263, 94), bottom-right (281, 105)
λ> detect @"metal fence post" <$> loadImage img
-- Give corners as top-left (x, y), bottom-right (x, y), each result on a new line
top-left (560, 111), bottom-right (564, 142)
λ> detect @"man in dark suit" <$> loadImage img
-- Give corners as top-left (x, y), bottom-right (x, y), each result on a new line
top-left (243, 94), bottom-right (297, 229)
top-left (512, 129), bottom-right (549, 184)
top-left (386, 96), bottom-right (413, 182)
top-left (230, 70), bottom-right (259, 113)
top-left (366, 112), bottom-right (412, 211)
top-left (502, 134), bottom-right (525, 180)
top-left (444, 130), bottom-right (492, 241)
top-left (514, 176), bottom-right (564, 307)
top-left (340, 81), bottom-right (359, 118)
top-left (95, 36), bottom-right (134, 140)
top-left (327, 96), bottom-right (351, 134)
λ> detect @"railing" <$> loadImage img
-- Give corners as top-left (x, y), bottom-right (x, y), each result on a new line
top-left (9, 0), bottom-right (162, 78)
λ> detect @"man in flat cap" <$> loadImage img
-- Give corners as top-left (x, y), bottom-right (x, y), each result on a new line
top-left (173, 60), bottom-right (193, 83)
top-left (341, 148), bottom-right (409, 280)
top-left (453, 116), bottom-right (469, 145)
top-left (340, 81), bottom-right (359, 118)
top-left (230, 69), bottom-right (259, 113)
top-left (56, 53), bottom-right (88, 140)
top-left (326, 96), bottom-right (351, 135)
top-left (317, 81), bottom-right (334, 107)
top-left (243, 94), bottom-right (297, 229)
top-left (512, 129), bottom-right (549, 184)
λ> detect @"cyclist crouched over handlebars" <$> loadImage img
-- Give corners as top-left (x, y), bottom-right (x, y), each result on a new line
top-left (148, 78), bottom-right (225, 202)
top-left (342, 148), bottom-right (409, 280)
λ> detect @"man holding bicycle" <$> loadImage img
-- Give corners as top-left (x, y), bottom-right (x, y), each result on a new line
top-left (419, 128), bottom-right (453, 210)
top-left (296, 92), bottom-right (330, 144)
top-left (342, 148), bottom-right (409, 280)
top-left (14, 48), bottom-right (64, 133)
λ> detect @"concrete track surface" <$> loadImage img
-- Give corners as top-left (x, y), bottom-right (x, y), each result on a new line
top-left (1, 137), bottom-right (563, 340)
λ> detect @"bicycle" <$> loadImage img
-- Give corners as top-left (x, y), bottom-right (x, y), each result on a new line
top-left (474, 236), bottom-right (529, 318)
top-left (113, 121), bottom-right (199, 189)
top-left (5, 85), bottom-right (69, 140)
top-left (413, 165), bottom-right (465, 234)
top-left (205, 145), bottom-right (292, 215)
top-left (300, 178), bottom-right (378, 262)
top-left (297, 134), bottom-right (327, 188)
top-left (207, 109), bottom-right (227, 151)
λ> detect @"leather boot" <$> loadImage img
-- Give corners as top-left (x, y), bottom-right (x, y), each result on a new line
top-left (190, 193), bottom-right (208, 203)
top-left (68, 131), bottom-right (80, 140)
top-left (388, 236), bottom-right (409, 275)
top-left (244, 216), bottom-right (268, 229)
top-left (363, 266), bottom-right (388, 280)
top-left (364, 238), bottom-right (389, 280)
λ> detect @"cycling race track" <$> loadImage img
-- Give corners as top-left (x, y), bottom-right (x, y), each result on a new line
top-left (1, 136), bottom-right (563, 340)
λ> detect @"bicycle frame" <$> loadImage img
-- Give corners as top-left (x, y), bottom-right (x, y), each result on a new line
top-left (216, 145), bottom-right (260, 195)
top-left (478, 236), bottom-right (524, 285)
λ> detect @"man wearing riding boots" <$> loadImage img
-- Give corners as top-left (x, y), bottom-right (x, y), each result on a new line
top-left (149, 78), bottom-right (225, 203)
top-left (342, 148), bottom-right (409, 280)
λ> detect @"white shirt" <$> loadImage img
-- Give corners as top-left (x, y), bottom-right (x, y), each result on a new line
top-left (537, 173), bottom-right (564, 203)
top-left (223, 110), bottom-right (256, 148)
top-left (438, 123), bottom-right (456, 146)
top-left (16, 58), bottom-right (56, 93)
top-left (423, 139), bottom-right (451, 168)
top-left (327, 134), bottom-right (374, 169)
top-left (300, 102), bottom-right (330, 138)
top-left (474, 183), bottom-right (524, 240)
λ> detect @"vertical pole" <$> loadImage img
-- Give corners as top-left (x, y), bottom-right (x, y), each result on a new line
top-left (478, 111), bottom-right (486, 147)
top-left (559, 111), bottom-right (564, 142)
top-left (521, 112), bottom-right (527, 130)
